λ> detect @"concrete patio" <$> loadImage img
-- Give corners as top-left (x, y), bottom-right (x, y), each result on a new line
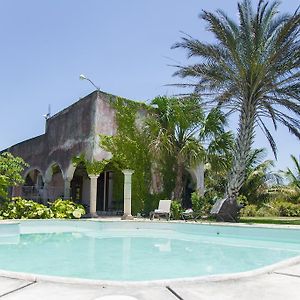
top-left (0, 263), bottom-right (299, 300)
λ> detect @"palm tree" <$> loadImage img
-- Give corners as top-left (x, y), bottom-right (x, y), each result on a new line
top-left (172, 0), bottom-right (300, 220)
top-left (239, 149), bottom-right (281, 204)
top-left (284, 155), bottom-right (300, 193)
top-left (148, 96), bottom-right (233, 200)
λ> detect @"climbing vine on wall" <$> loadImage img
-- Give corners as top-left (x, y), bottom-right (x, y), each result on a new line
top-left (100, 97), bottom-right (153, 214)
top-left (72, 154), bottom-right (109, 175)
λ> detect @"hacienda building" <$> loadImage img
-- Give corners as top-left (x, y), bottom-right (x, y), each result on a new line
top-left (2, 91), bottom-right (204, 215)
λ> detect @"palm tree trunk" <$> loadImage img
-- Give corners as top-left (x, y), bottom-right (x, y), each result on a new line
top-left (220, 101), bottom-right (256, 221)
top-left (173, 161), bottom-right (185, 200)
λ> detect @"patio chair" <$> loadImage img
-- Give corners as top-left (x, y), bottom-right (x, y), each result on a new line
top-left (150, 200), bottom-right (172, 221)
top-left (181, 208), bottom-right (203, 222)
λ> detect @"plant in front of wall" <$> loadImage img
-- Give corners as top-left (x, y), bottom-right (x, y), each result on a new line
top-left (0, 152), bottom-right (28, 199)
top-left (100, 97), bottom-right (154, 214)
top-left (72, 154), bottom-right (110, 176)
top-left (50, 198), bottom-right (86, 219)
top-left (0, 197), bottom-right (53, 219)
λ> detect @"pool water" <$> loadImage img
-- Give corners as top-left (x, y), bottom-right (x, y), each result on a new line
top-left (0, 221), bottom-right (300, 281)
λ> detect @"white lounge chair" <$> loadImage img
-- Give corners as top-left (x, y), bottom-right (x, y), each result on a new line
top-left (150, 200), bottom-right (172, 220)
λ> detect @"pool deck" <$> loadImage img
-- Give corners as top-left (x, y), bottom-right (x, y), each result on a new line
top-left (1, 218), bottom-right (300, 299)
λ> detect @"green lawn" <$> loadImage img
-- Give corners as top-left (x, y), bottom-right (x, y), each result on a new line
top-left (240, 217), bottom-right (300, 226)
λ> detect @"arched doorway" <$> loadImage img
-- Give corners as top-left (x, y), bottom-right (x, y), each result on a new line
top-left (45, 163), bottom-right (64, 201)
top-left (22, 169), bottom-right (44, 202)
top-left (70, 163), bottom-right (89, 208)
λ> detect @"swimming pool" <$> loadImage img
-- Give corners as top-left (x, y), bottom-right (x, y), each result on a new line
top-left (0, 220), bottom-right (300, 283)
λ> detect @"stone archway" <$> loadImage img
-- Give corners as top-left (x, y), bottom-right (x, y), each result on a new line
top-left (22, 168), bottom-right (44, 202)
top-left (70, 163), bottom-right (90, 207)
top-left (44, 163), bottom-right (64, 202)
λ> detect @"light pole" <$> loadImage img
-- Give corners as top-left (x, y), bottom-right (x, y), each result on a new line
top-left (79, 74), bottom-right (100, 92)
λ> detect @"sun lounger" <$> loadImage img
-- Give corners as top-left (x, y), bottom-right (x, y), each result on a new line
top-left (150, 200), bottom-right (172, 221)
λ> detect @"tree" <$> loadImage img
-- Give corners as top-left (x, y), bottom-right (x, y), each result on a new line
top-left (284, 155), bottom-right (300, 195)
top-left (0, 152), bottom-right (28, 198)
top-left (148, 96), bottom-right (233, 201)
top-left (172, 0), bottom-right (300, 220)
top-left (239, 149), bottom-right (281, 204)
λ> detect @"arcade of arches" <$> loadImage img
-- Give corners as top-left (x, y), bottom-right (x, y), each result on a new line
top-left (12, 162), bottom-right (124, 216)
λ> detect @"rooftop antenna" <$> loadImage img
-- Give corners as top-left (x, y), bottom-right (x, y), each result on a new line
top-left (43, 104), bottom-right (51, 120)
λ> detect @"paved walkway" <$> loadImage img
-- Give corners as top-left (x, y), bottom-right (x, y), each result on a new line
top-left (0, 263), bottom-right (299, 300)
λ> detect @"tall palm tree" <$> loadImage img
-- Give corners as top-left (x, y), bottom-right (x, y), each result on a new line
top-left (148, 96), bottom-right (233, 200)
top-left (172, 0), bottom-right (300, 220)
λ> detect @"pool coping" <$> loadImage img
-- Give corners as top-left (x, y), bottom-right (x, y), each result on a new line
top-left (1, 218), bottom-right (300, 287)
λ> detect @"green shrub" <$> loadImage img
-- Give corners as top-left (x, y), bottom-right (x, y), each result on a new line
top-left (191, 192), bottom-right (212, 215)
top-left (0, 197), bottom-right (53, 219)
top-left (256, 206), bottom-right (279, 217)
top-left (240, 204), bottom-right (257, 217)
top-left (237, 195), bottom-right (248, 207)
top-left (171, 200), bottom-right (183, 219)
top-left (0, 198), bottom-right (86, 220)
top-left (272, 200), bottom-right (300, 217)
top-left (50, 199), bottom-right (86, 219)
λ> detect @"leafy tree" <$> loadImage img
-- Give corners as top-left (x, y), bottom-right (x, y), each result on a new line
top-left (0, 152), bottom-right (28, 198)
top-left (148, 96), bottom-right (233, 200)
top-left (173, 0), bottom-right (300, 220)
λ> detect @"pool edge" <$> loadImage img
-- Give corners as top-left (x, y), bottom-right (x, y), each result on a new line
top-left (1, 255), bottom-right (300, 287)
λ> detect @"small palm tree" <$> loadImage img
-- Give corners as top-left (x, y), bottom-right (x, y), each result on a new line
top-left (173, 0), bottom-right (300, 220)
top-left (240, 149), bottom-right (281, 204)
top-left (284, 155), bottom-right (300, 192)
top-left (148, 96), bottom-right (233, 200)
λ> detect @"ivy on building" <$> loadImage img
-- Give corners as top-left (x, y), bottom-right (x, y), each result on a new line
top-left (72, 154), bottom-right (110, 175)
top-left (100, 97), bottom-right (174, 214)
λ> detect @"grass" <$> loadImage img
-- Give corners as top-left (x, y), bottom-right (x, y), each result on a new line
top-left (240, 217), bottom-right (300, 225)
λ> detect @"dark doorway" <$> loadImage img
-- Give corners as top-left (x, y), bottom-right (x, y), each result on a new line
top-left (182, 171), bottom-right (195, 209)
top-left (70, 163), bottom-right (87, 204)
top-left (96, 171), bottom-right (113, 211)
top-left (71, 176), bottom-right (83, 202)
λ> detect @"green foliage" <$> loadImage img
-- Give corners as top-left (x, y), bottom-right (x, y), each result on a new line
top-left (0, 198), bottom-right (86, 220)
top-left (0, 152), bottom-right (28, 198)
top-left (240, 204), bottom-right (257, 217)
top-left (272, 200), bottom-right (300, 217)
top-left (100, 97), bottom-right (153, 214)
top-left (256, 206), bottom-right (279, 218)
top-left (173, 0), bottom-right (300, 208)
top-left (240, 200), bottom-right (300, 218)
top-left (239, 149), bottom-right (281, 204)
top-left (50, 199), bottom-right (86, 219)
top-left (191, 191), bottom-right (212, 214)
top-left (149, 96), bottom-right (233, 200)
top-left (281, 155), bottom-right (300, 200)
top-left (170, 200), bottom-right (183, 220)
top-left (72, 154), bottom-right (109, 175)
top-left (240, 218), bottom-right (300, 226)
top-left (0, 197), bottom-right (53, 219)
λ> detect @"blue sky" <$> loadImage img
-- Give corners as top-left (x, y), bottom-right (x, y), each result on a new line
top-left (0, 0), bottom-right (299, 171)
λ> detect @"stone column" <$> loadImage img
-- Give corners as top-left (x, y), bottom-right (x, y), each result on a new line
top-left (42, 180), bottom-right (51, 205)
top-left (191, 163), bottom-right (205, 196)
top-left (121, 169), bottom-right (134, 220)
top-left (88, 174), bottom-right (99, 217)
top-left (11, 185), bottom-right (22, 198)
top-left (63, 177), bottom-right (72, 199)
